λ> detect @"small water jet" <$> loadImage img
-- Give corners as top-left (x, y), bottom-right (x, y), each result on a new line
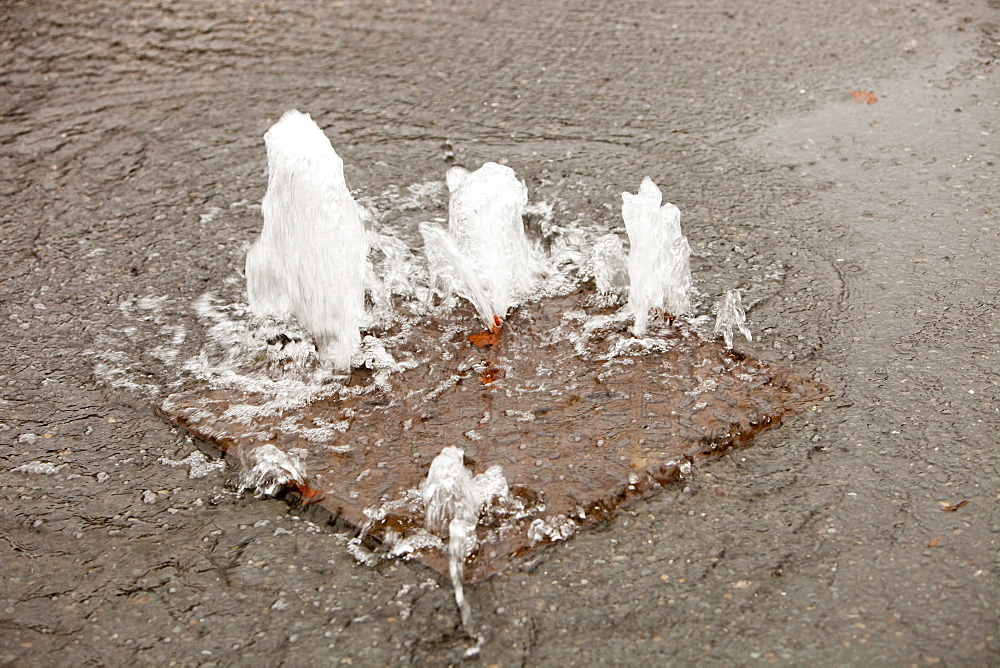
top-left (420, 162), bottom-right (540, 329)
top-left (420, 447), bottom-right (510, 631)
top-left (714, 289), bottom-right (753, 349)
top-left (245, 109), bottom-right (368, 369)
top-left (622, 177), bottom-right (692, 334)
top-left (236, 442), bottom-right (307, 497)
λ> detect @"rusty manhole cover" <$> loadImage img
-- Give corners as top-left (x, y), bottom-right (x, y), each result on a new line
top-left (161, 291), bottom-right (825, 583)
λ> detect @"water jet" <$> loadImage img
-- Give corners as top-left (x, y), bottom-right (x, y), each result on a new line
top-left (245, 109), bottom-right (368, 369)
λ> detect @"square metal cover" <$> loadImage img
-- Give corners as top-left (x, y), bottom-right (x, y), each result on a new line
top-left (160, 292), bottom-right (825, 582)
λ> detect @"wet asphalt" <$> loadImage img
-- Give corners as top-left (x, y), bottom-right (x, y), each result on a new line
top-left (1, 0), bottom-right (997, 665)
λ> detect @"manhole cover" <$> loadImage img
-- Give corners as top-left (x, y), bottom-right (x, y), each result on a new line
top-left (161, 291), bottom-right (825, 583)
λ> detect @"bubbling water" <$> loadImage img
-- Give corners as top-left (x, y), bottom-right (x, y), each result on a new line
top-left (229, 112), bottom-right (771, 625)
top-left (622, 177), bottom-right (692, 335)
top-left (245, 110), bottom-right (368, 369)
top-left (420, 446), bottom-right (510, 632)
top-left (244, 111), bottom-right (701, 377)
top-left (420, 163), bottom-right (541, 329)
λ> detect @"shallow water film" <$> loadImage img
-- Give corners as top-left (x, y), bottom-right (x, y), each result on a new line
top-left (2, 0), bottom-right (996, 665)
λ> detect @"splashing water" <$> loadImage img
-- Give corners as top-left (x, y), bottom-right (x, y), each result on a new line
top-left (590, 233), bottom-right (629, 298)
top-left (418, 221), bottom-right (494, 327)
top-left (420, 446), bottom-right (479, 630)
top-left (714, 289), bottom-right (753, 349)
top-left (420, 446), bottom-right (509, 632)
top-left (237, 443), bottom-right (307, 497)
top-left (245, 109), bottom-right (368, 369)
top-left (420, 163), bottom-right (540, 328)
top-left (622, 177), bottom-right (692, 335)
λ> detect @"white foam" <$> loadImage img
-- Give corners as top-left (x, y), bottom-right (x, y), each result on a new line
top-left (527, 514), bottom-right (577, 544)
top-left (159, 450), bottom-right (227, 479)
top-left (12, 461), bottom-right (66, 475)
top-left (622, 177), bottom-right (692, 334)
top-left (246, 110), bottom-right (369, 369)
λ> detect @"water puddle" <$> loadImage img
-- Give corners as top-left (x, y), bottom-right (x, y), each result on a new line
top-left (156, 110), bottom-right (826, 626)
top-left (162, 288), bottom-right (824, 582)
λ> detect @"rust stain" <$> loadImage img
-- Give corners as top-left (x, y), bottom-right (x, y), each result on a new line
top-left (849, 90), bottom-right (878, 104)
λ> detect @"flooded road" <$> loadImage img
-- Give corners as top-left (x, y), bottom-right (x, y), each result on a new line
top-left (1, 1), bottom-right (996, 664)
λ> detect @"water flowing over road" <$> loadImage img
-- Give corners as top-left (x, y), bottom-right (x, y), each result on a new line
top-left (1, 1), bottom-right (996, 664)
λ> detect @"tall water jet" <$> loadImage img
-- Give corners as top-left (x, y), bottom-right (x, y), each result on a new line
top-left (245, 109), bottom-right (368, 369)
top-left (420, 162), bottom-right (538, 328)
top-left (622, 177), bottom-right (692, 335)
top-left (714, 289), bottom-right (752, 349)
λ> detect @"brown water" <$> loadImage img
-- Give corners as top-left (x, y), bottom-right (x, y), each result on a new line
top-left (162, 292), bottom-right (825, 582)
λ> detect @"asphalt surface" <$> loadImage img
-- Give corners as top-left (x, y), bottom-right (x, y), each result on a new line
top-left (1, 0), bottom-right (997, 665)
